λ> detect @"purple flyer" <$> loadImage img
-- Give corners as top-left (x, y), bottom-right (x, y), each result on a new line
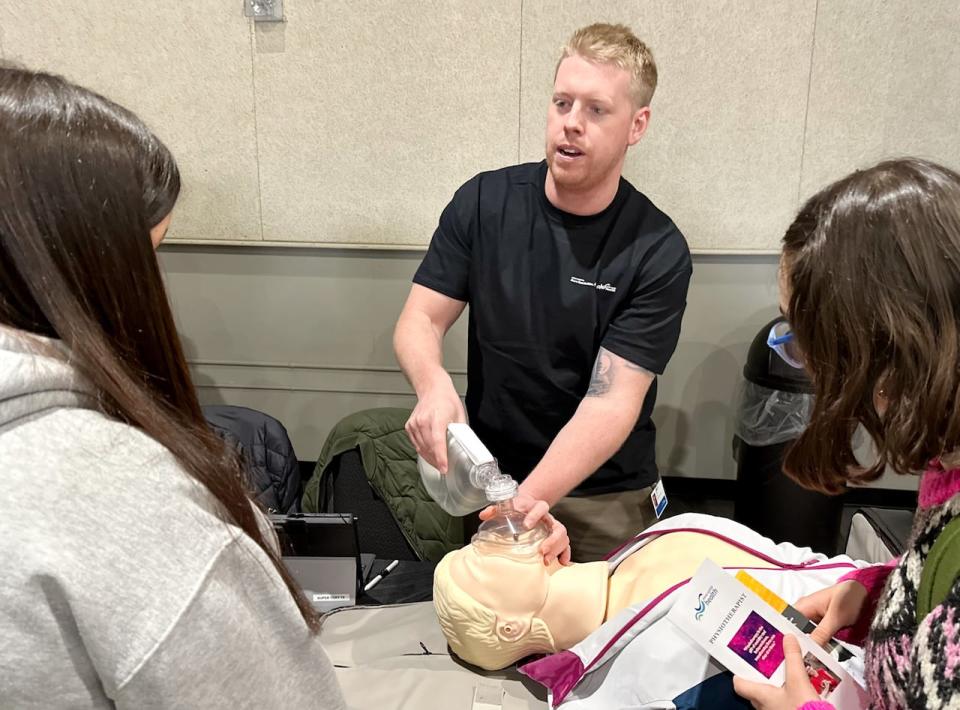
top-left (727, 611), bottom-right (785, 678)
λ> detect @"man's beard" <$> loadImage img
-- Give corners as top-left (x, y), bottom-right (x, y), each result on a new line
top-left (546, 149), bottom-right (598, 192)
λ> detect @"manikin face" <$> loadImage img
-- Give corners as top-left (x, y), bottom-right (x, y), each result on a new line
top-left (433, 540), bottom-right (608, 670)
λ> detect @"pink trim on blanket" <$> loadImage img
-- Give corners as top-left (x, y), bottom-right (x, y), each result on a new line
top-left (518, 652), bottom-right (584, 709)
top-left (604, 525), bottom-right (827, 567)
top-left (519, 579), bottom-right (688, 707)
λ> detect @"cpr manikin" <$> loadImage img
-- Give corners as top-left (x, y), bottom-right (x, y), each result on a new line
top-left (433, 507), bottom-right (775, 671)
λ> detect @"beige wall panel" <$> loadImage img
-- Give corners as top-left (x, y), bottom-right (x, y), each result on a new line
top-left (801, 0), bottom-right (960, 197)
top-left (161, 243), bottom-right (466, 456)
top-left (252, 0), bottom-right (521, 245)
top-left (655, 256), bottom-right (779, 479)
top-left (160, 248), bottom-right (467, 369)
top-left (0, 1), bottom-right (262, 241)
top-left (519, 1), bottom-right (817, 251)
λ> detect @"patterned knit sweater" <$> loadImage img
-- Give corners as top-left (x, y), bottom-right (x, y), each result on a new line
top-left (800, 463), bottom-right (960, 709)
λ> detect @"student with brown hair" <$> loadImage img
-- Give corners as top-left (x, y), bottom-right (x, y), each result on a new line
top-left (0, 65), bottom-right (345, 709)
top-left (734, 158), bottom-right (960, 709)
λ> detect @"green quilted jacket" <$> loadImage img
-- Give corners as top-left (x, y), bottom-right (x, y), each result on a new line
top-left (301, 408), bottom-right (463, 562)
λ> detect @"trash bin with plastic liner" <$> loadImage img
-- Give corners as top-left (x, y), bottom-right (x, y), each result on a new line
top-left (733, 317), bottom-right (844, 554)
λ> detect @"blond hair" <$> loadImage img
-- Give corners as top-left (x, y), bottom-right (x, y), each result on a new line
top-left (556, 23), bottom-right (658, 108)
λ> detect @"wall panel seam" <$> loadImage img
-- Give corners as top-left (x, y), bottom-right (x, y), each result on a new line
top-left (188, 359), bottom-right (467, 376)
top-left (160, 240), bottom-right (781, 258)
top-left (517, 0), bottom-right (524, 164)
top-left (796, 0), bottom-right (821, 207)
top-left (195, 383), bottom-right (421, 396)
top-left (248, 22), bottom-right (266, 241)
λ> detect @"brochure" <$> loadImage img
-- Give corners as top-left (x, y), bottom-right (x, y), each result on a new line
top-left (667, 559), bottom-right (868, 708)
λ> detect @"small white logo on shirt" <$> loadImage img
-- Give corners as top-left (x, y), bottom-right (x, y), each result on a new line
top-left (570, 276), bottom-right (617, 293)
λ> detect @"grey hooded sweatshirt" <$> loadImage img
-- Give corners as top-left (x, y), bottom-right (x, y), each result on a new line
top-left (0, 327), bottom-right (346, 709)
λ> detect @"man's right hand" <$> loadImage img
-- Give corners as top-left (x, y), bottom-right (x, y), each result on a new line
top-left (478, 492), bottom-right (572, 565)
top-left (405, 378), bottom-right (466, 473)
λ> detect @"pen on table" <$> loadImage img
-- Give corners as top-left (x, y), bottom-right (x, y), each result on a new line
top-left (363, 559), bottom-right (399, 592)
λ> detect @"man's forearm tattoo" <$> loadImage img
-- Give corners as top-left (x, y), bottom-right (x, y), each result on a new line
top-left (586, 348), bottom-right (653, 397)
top-left (586, 349), bottom-right (613, 396)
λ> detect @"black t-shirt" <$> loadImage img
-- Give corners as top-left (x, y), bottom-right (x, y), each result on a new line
top-left (413, 161), bottom-right (691, 494)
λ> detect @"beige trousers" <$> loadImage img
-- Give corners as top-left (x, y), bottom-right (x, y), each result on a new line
top-left (550, 483), bottom-right (661, 562)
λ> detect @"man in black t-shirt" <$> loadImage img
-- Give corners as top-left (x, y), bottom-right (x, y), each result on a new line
top-left (394, 23), bottom-right (691, 560)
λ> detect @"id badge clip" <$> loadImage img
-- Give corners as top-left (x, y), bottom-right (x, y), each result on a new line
top-left (651, 479), bottom-right (668, 519)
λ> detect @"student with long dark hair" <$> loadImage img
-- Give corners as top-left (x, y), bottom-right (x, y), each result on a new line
top-left (0, 66), bottom-right (346, 708)
top-left (734, 158), bottom-right (960, 709)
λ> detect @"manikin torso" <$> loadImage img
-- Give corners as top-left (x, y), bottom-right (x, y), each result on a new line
top-left (605, 532), bottom-right (774, 616)
top-left (436, 529), bottom-right (773, 670)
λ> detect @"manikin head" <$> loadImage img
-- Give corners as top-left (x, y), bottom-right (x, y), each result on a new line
top-left (433, 532), bottom-right (608, 670)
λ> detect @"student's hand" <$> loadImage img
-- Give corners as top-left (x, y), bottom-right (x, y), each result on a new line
top-left (733, 635), bottom-right (819, 709)
top-left (794, 580), bottom-right (869, 647)
top-left (405, 379), bottom-right (465, 473)
top-left (478, 492), bottom-right (572, 565)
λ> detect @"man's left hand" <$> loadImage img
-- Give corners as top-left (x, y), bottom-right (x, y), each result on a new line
top-left (478, 492), bottom-right (571, 565)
